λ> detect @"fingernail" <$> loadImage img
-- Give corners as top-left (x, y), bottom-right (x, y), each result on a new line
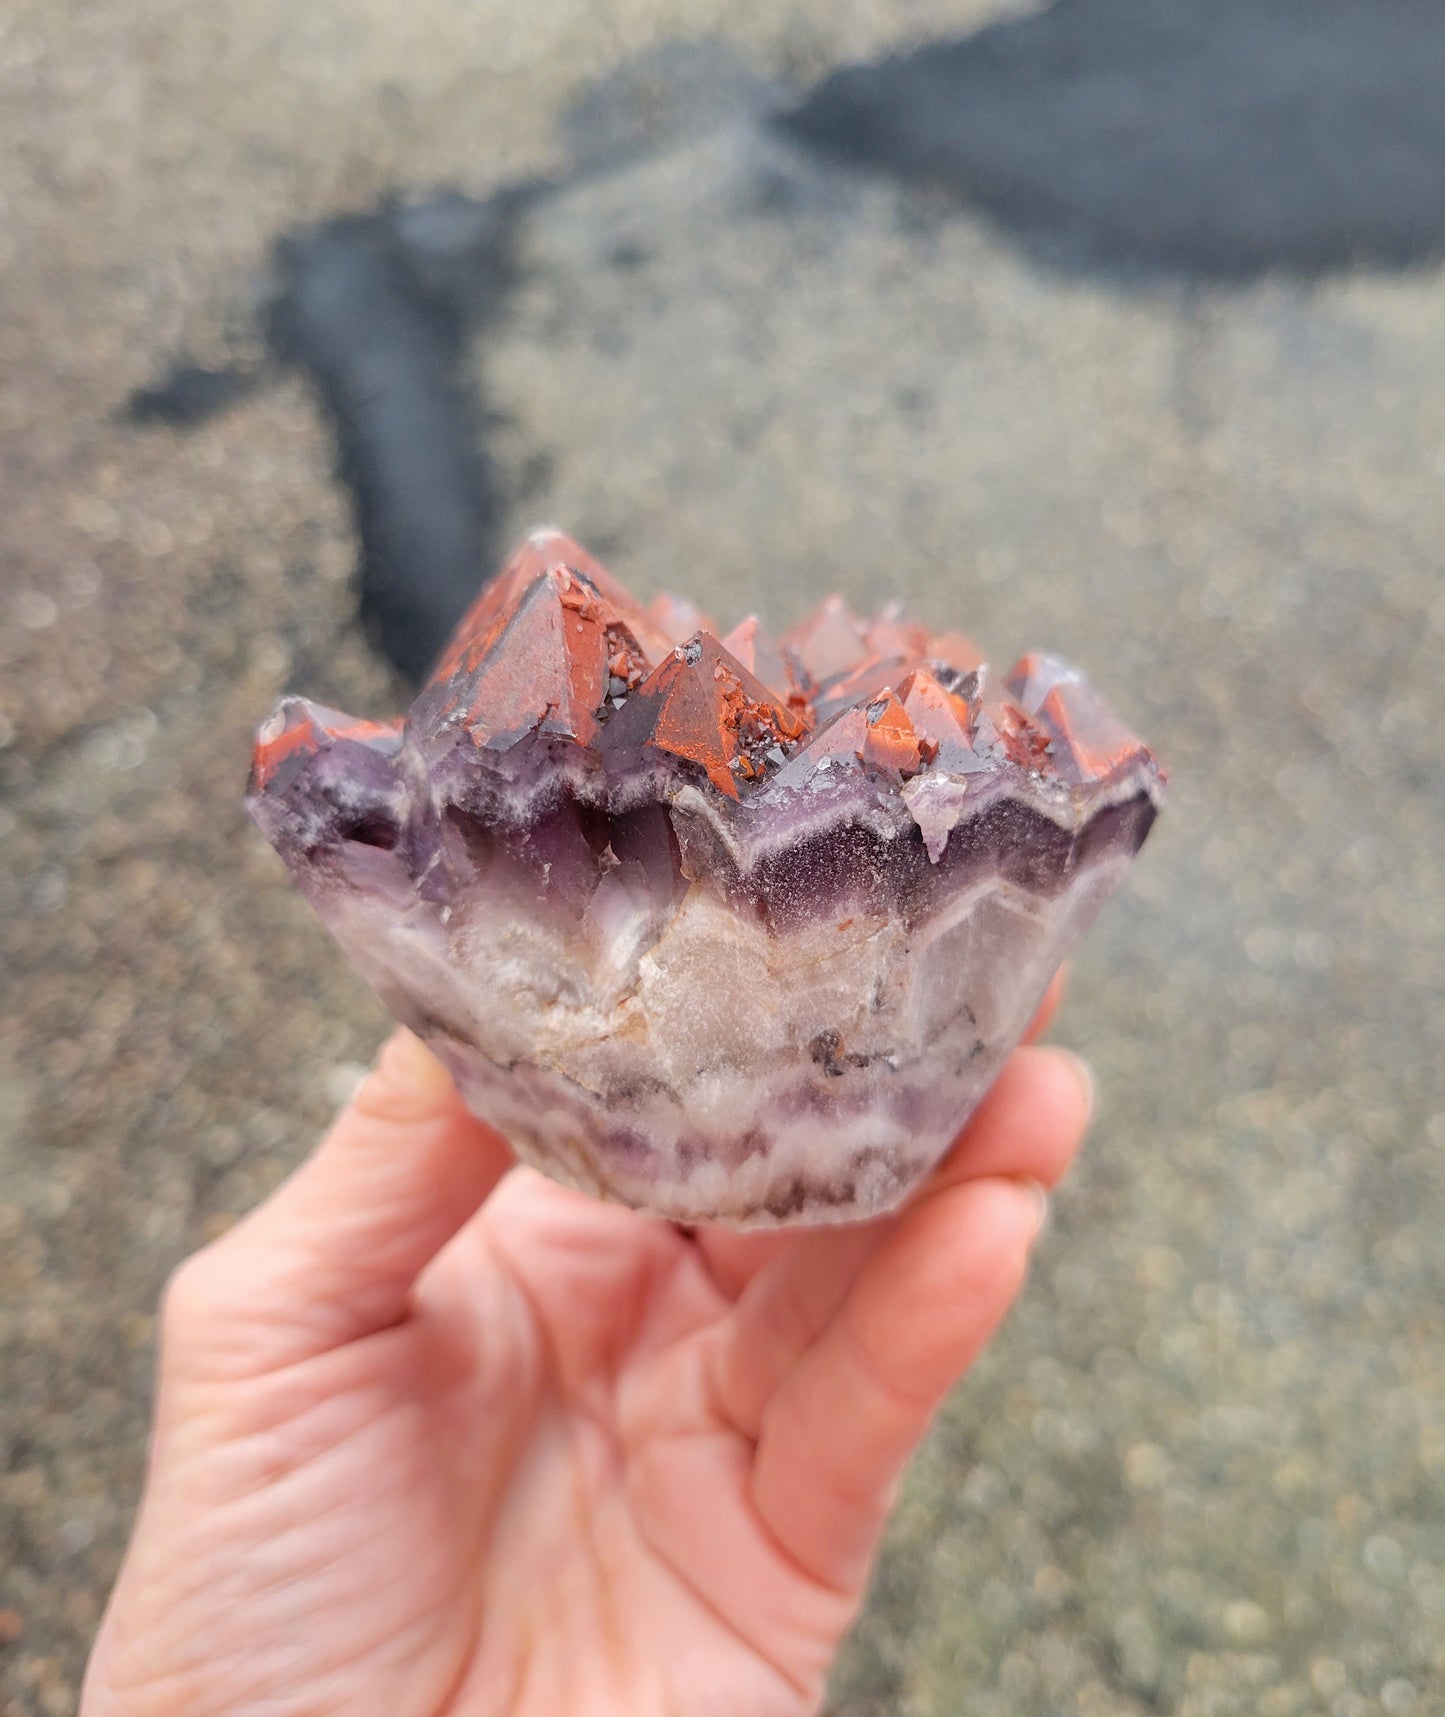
top-left (1058, 1049), bottom-right (1095, 1125)
top-left (386, 1028), bottom-right (457, 1099)
top-left (1022, 1178), bottom-right (1050, 1241)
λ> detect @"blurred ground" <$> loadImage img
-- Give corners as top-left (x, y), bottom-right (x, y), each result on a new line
top-left (2, 3), bottom-right (1443, 1714)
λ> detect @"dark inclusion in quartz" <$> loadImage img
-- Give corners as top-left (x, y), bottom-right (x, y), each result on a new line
top-left (249, 529), bottom-right (1165, 1227)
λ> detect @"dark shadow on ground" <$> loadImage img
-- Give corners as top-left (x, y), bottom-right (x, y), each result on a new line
top-left (127, 5), bottom-right (1445, 675)
top-left (261, 189), bottom-right (544, 681)
top-left (780, 0), bottom-right (1445, 279)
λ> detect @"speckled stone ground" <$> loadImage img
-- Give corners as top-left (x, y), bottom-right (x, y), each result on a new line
top-left (2, 4), bottom-right (1443, 1715)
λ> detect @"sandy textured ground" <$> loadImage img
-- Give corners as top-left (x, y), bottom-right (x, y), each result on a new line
top-left (3, 3), bottom-right (1443, 1714)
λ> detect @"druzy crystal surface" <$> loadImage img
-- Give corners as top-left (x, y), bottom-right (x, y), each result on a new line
top-left (249, 530), bottom-right (1164, 1226)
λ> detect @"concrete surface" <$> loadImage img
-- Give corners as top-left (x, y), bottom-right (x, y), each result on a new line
top-left (2, 3), bottom-right (1443, 1714)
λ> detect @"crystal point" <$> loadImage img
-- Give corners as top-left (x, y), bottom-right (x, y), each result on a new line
top-left (249, 533), bottom-right (1164, 1226)
top-left (599, 633), bottom-right (805, 797)
top-left (782, 594), bottom-right (871, 683)
top-left (720, 615), bottom-right (800, 708)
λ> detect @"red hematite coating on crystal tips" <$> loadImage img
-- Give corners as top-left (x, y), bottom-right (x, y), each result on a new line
top-left (455, 566), bottom-right (651, 750)
top-left (432, 528), bottom-right (670, 682)
top-left (389, 530), bottom-right (1162, 797)
top-left (975, 679), bottom-right (1054, 773)
top-left (251, 701), bottom-right (400, 791)
top-left (898, 666), bottom-right (975, 757)
top-left (721, 616), bottom-right (810, 712)
top-left (811, 651), bottom-right (914, 727)
top-left (1006, 652), bottom-right (1152, 784)
top-left (612, 633), bottom-right (806, 797)
top-left (862, 690), bottom-right (924, 775)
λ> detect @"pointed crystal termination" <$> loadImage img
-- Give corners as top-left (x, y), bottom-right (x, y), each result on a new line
top-left (249, 700), bottom-right (406, 861)
top-left (600, 633), bottom-right (806, 796)
top-left (248, 531), bottom-right (1165, 1228)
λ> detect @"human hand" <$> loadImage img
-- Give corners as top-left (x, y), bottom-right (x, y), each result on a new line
top-left (82, 993), bottom-right (1091, 1717)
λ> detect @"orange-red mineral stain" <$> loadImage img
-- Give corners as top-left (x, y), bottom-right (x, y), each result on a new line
top-left (628, 635), bottom-right (805, 796)
top-left (862, 690), bottom-right (923, 775)
top-left (433, 527), bottom-right (669, 682)
top-left (1044, 681), bottom-right (1153, 781)
top-left (1004, 651), bottom-right (1156, 783)
top-left (255, 534), bottom-right (1156, 802)
top-left (440, 566), bottom-right (648, 749)
top-left (898, 666), bottom-right (976, 756)
top-left (251, 702), bottom-right (399, 790)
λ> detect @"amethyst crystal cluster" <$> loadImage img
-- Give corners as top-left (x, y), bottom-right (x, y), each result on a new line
top-left (249, 530), bottom-right (1164, 1226)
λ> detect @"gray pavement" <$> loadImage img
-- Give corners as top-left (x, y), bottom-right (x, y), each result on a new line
top-left (2, 4), bottom-right (1443, 1714)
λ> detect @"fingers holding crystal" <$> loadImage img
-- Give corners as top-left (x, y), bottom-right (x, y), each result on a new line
top-left (926, 1043), bottom-right (1093, 1196)
top-left (712, 1040), bottom-right (1090, 1443)
top-left (749, 1176), bottom-right (1044, 1593)
top-left (690, 1226), bottom-right (795, 1303)
top-left (711, 1226), bottom-right (883, 1440)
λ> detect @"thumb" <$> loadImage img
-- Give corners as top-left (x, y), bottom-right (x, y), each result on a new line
top-left (163, 1030), bottom-right (513, 1379)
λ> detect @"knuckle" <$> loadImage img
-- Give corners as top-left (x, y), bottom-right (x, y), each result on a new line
top-left (159, 1246), bottom-right (230, 1344)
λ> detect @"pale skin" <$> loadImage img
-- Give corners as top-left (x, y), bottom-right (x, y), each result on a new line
top-left (82, 980), bottom-right (1091, 1717)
